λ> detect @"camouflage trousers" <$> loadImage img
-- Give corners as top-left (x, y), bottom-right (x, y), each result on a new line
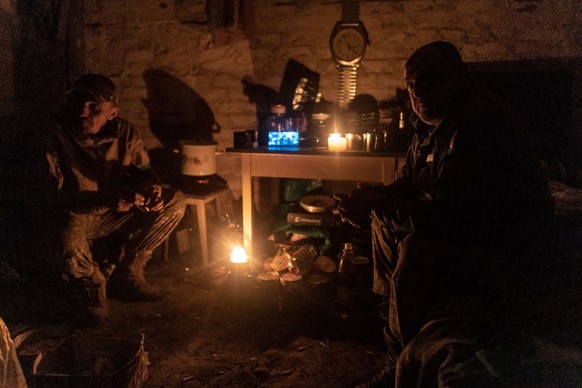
top-left (370, 212), bottom-right (490, 368)
top-left (56, 188), bottom-right (186, 280)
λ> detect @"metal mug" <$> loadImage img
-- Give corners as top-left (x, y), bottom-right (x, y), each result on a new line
top-left (363, 133), bottom-right (374, 152)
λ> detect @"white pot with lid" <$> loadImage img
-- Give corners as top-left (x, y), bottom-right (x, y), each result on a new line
top-left (180, 141), bottom-right (217, 177)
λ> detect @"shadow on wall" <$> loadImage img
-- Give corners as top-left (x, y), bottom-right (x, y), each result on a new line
top-left (241, 77), bottom-right (278, 136)
top-left (242, 59), bottom-right (321, 146)
top-left (142, 69), bottom-right (220, 151)
top-left (142, 69), bottom-right (221, 183)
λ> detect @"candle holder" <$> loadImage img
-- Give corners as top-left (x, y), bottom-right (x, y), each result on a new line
top-left (225, 246), bottom-right (260, 311)
top-left (229, 246), bottom-right (251, 279)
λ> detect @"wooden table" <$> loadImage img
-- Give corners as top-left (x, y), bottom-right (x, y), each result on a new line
top-left (226, 147), bottom-right (407, 259)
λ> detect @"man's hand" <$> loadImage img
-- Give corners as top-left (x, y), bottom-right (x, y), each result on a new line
top-left (137, 185), bottom-right (164, 212)
top-left (115, 187), bottom-right (145, 212)
top-left (333, 183), bottom-right (382, 228)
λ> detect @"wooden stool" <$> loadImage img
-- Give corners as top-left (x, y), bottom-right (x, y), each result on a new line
top-left (163, 187), bottom-right (227, 270)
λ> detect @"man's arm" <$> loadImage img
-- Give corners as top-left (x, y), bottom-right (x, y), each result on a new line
top-left (122, 121), bottom-right (164, 212)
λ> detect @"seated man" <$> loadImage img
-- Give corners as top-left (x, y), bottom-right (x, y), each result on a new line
top-left (335, 41), bottom-right (554, 386)
top-left (41, 74), bottom-right (186, 325)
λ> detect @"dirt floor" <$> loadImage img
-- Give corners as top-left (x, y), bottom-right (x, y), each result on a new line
top-left (1, 232), bottom-right (388, 387)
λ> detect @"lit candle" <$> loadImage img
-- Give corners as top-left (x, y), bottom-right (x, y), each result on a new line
top-left (230, 247), bottom-right (248, 264)
top-left (338, 137), bottom-right (347, 152)
top-left (328, 133), bottom-right (347, 152)
top-left (228, 246), bottom-right (254, 296)
top-left (328, 133), bottom-right (340, 151)
top-left (229, 246), bottom-right (249, 278)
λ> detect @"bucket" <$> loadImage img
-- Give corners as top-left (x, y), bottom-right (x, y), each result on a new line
top-left (13, 326), bottom-right (148, 387)
top-left (180, 141), bottom-right (217, 177)
top-left (33, 334), bottom-right (147, 388)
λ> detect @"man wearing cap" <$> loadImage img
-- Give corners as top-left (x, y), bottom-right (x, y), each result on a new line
top-left (43, 74), bottom-right (186, 324)
top-left (335, 42), bottom-right (554, 386)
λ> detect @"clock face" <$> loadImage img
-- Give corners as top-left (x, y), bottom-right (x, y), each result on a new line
top-left (331, 27), bottom-right (367, 65)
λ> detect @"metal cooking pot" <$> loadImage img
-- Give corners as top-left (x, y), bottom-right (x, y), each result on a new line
top-left (180, 141), bottom-right (217, 177)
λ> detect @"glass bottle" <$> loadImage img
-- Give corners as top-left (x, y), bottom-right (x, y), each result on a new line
top-left (337, 242), bottom-right (355, 273)
top-left (398, 111), bottom-right (406, 131)
top-left (288, 245), bottom-right (318, 276)
top-left (266, 104), bottom-right (287, 132)
top-left (272, 245), bottom-right (291, 272)
top-left (309, 112), bottom-right (331, 147)
top-left (335, 242), bottom-right (356, 317)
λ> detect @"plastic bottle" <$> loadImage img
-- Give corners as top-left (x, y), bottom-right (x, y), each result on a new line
top-left (335, 242), bottom-right (357, 317)
top-left (288, 245), bottom-right (318, 276)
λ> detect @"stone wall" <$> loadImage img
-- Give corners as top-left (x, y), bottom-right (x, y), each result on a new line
top-left (3, 0), bottom-right (582, 198)
top-left (0, 0), bottom-right (84, 129)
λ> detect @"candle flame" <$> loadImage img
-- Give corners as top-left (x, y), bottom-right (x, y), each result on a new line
top-left (230, 246), bottom-right (248, 264)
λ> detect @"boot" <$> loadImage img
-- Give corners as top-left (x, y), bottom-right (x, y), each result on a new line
top-left (110, 251), bottom-right (161, 302)
top-left (70, 269), bottom-right (109, 326)
top-left (356, 363), bottom-right (395, 388)
top-left (356, 326), bottom-right (398, 388)
top-left (86, 281), bottom-right (109, 325)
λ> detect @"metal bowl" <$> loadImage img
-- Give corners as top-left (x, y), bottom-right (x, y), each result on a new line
top-left (299, 195), bottom-right (336, 213)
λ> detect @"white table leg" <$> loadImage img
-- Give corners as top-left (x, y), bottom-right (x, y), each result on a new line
top-left (241, 154), bottom-right (253, 260)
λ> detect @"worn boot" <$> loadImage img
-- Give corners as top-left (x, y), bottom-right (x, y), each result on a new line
top-left (70, 269), bottom-right (109, 326)
top-left (110, 251), bottom-right (161, 302)
top-left (356, 363), bottom-right (395, 388)
top-left (357, 326), bottom-right (398, 388)
top-left (87, 281), bottom-right (109, 324)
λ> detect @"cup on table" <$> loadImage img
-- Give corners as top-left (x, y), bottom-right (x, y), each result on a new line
top-left (234, 131), bottom-right (252, 149)
top-left (363, 133), bottom-right (374, 152)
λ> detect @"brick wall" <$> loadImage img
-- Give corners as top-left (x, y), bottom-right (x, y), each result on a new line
top-left (4, 0), bottom-right (582, 198)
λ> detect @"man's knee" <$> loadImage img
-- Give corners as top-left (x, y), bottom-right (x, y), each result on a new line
top-left (398, 232), bottom-right (430, 259)
top-left (163, 188), bottom-right (186, 222)
top-left (395, 318), bottom-right (486, 387)
top-left (395, 232), bottom-right (450, 274)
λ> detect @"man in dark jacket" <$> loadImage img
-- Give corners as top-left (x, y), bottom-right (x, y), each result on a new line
top-left (335, 42), bottom-right (554, 386)
top-left (43, 74), bottom-right (186, 324)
